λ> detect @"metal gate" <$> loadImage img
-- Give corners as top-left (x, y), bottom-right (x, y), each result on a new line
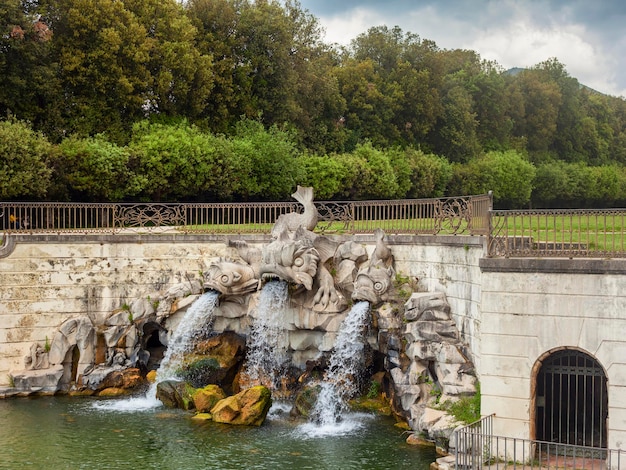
top-left (535, 349), bottom-right (608, 449)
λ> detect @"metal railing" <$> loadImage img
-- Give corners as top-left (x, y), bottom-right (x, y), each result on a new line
top-left (455, 414), bottom-right (625, 469)
top-left (3, 196), bottom-right (625, 259)
top-left (488, 209), bottom-right (626, 258)
top-left (0, 194), bottom-right (492, 236)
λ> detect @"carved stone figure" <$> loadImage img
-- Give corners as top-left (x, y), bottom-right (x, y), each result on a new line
top-left (204, 260), bottom-right (259, 297)
top-left (270, 185), bottom-right (318, 238)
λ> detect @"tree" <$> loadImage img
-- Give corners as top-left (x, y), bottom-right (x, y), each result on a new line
top-left (299, 154), bottom-right (350, 200)
top-left (230, 119), bottom-right (304, 200)
top-left (126, 0), bottom-right (214, 119)
top-left (402, 148), bottom-right (452, 198)
top-left (128, 120), bottom-right (235, 201)
top-left (54, 135), bottom-right (134, 201)
top-left (0, 120), bottom-right (53, 199)
top-left (449, 150), bottom-right (535, 208)
top-left (0, 1), bottom-right (62, 139)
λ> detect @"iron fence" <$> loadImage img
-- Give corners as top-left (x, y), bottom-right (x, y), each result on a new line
top-left (0, 194), bottom-right (491, 236)
top-left (488, 209), bottom-right (626, 258)
top-left (4, 196), bottom-right (625, 258)
top-left (455, 414), bottom-right (625, 470)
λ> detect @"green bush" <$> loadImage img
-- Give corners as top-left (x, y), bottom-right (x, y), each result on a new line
top-left (0, 120), bottom-right (53, 200)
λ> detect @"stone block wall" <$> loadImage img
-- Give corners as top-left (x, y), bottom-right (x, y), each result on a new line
top-left (479, 258), bottom-right (626, 451)
top-left (0, 233), bottom-right (485, 386)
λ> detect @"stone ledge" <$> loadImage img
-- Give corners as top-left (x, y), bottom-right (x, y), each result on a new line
top-left (2, 232), bottom-right (485, 249)
top-left (480, 257), bottom-right (626, 274)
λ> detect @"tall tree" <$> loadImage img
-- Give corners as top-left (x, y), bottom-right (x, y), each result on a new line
top-left (0, 0), bottom-right (62, 138)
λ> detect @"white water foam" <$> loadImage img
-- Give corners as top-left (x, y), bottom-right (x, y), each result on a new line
top-left (156, 291), bottom-right (219, 382)
top-left (244, 281), bottom-right (289, 389)
top-left (92, 291), bottom-right (219, 412)
top-left (308, 301), bottom-right (371, 428)
top-left (295, 412), bottom-right (373, 439)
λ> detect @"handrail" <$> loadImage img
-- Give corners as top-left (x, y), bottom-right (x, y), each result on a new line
top-left (4, 196), bottom-right (626, 258)
top-left (0, 194), bottom-right (492, 237)
top-left (454, 414), bottom-right (625, 469)
top-left (488, 208), bottom-right (626, 258)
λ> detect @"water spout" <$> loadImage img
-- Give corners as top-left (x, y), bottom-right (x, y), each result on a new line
top-left (309, 301), bottom-right (371, 426)
top-left (156, 290), bottom-right (219, 383)
top-left (244, 280), bottom-right (289, 390)
top-left (93, 291), bottom-right (219, 412)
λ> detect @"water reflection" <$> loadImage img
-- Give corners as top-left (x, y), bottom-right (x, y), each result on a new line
top-left (0, 397), bottom-right (436, 469)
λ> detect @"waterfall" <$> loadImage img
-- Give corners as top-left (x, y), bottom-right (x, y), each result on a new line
top-left (310, 301), bottom-right (371, 426)
top-left (156, 290), bottom-right (219, 383)
top-left (92, 291), bottom-right (219, 411)
top-left (244, 280), bottom-right (289, 390)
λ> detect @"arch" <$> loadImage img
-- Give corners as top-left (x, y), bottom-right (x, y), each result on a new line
top-left (531, 347), bottom-right (608, 448)
top-left (141, 321), bottom-right (166, 371)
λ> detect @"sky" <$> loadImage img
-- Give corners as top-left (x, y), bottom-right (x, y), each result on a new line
top-left (298, 0), bottom-right (626, 98)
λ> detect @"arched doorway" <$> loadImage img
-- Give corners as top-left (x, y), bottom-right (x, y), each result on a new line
top-left (534, 348), bottom-right (607, 448)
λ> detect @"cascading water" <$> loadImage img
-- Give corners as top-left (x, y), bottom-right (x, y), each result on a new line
top-left (303, 301), bottom-right (371, 434)
top-left (155, 290), bottom-right (219, 383)
top-left (244, 280), bottom-right (290, 390)
top-left (93, 290), bottom-right (219, 411)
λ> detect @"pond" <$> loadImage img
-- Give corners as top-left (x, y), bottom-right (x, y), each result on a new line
top-left (0, 395), bottom-right (437, 470)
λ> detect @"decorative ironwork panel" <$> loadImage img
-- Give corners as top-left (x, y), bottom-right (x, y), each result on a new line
top-left (434, 197), bottom-right (473, 235)
top-left (113, 204), bottom-right (186, 232)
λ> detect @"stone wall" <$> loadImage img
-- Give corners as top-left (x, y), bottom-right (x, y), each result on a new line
top-left (479, 258), bottom-right (626, 451)
top-left (0, 233), bottom-right (484, 385)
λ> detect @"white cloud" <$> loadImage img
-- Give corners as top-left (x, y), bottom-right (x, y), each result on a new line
top-left (308, 1), bottom-right (626, 98)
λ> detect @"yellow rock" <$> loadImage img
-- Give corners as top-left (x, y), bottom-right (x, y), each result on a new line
top-left (98, 387), bottom-right (127, 397)
top-left (146, 370), bottom-right (157, 383)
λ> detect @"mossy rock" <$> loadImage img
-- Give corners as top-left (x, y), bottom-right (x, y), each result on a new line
top-left (156, 380), bottom-right (196, 410)
top-left (192, 384), bottom-right (227, 412)
top-left (293, 385), bottom-right (320, 417)
top-left (211, 385), bottom-right (272, 426)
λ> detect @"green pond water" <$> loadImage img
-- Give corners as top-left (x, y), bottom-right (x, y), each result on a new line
top-left (0, 395), bottom-right (437, 470)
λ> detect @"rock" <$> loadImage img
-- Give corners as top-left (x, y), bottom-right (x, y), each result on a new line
top-left (182, 331), bottom-right (246, 393)
top-left (156, 380), bottom-right (195, 410)
top-left (146, 370), bottom-right (157, 383)
top-left (404, 293), bottom-right (450, 322)
top-left (191, 413), bottom-right (212, 421)
top-left (97, 367), bottom-right (144, 391)
top-left (192, 384), bottom-right (227, 412)
top-left (292, 385), bottom-right (320, 417)
top-left (130, 298), bottom-right (155, 321)
top-left (97, 387), bottom-right (128, 397)
top-left (211, 385), bottom-right (272, 426)
top-left (10, 366), bottom-right (64, 394)
top-left (406, 433), bottom-right (435, 446)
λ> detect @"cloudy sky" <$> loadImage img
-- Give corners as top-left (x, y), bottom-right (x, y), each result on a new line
top-left (298, 0), bottom-right (626, 98)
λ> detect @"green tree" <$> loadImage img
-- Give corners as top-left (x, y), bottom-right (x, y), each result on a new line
top-left (403, 148), bottom-right (453, 198)
top-left (0, 120), bottom-right (53, 199)
top-left (54, 135), bottom-right (134, 201)
top-left (333, 142), bottom-right (399, 200)
top-left (531, 161), bottom-right (589, 208)
top-left (450, 150), bottom-right (535, 208)
top-left (299, 154), bottom-right (350, 200)
top-left (0, 1), bottom-right (62, 139)
top-left (126, 0), bottom-right (213, 119)
top-left (128, 120), bottom-right (234, 201)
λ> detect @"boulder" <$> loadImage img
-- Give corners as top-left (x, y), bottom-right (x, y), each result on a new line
top-left (97, 387), bottom-right (128, 397)
top-left (156, 380), bottom-right (195, 410)
top-left (98, 367), bottom-right (144, 391)
top-left (211, 385), bottom-right (272, 426)
top-left (192, 384), bottom-right (227, 413)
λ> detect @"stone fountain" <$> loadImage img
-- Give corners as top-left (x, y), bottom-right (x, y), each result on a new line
top-left (9, 186), bottom-right (477, 445)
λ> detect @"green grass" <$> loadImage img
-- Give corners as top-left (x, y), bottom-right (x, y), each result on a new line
top-left (493, 213), bottom-right (625, 253)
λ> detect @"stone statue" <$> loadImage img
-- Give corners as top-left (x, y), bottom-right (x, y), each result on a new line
top-left (270, 185), bottom-right (318, 238)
